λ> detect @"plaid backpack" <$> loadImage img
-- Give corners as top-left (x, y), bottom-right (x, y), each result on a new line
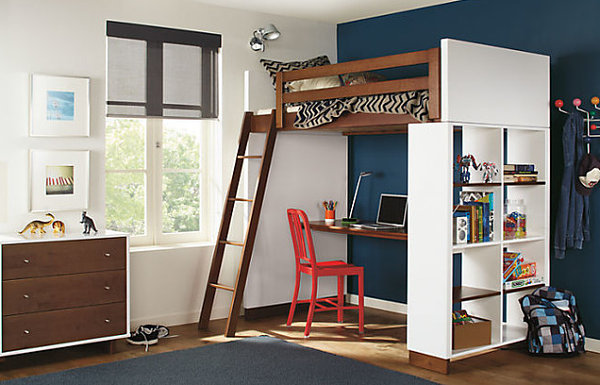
top-left (519, 286), bottom-right (585, 354)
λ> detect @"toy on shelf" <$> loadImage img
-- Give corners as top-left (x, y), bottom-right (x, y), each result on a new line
top-left (80, 211), bottom-right (98, 234)
top-left (452, 310), bottom-right (474, 325)
top-left (504, 199), bottom-right (527, 239)
top-left (479, 162), bottom-right (498, 183)
top-left (52, 220), bottom-right (66, 234)
top-left (18, 213), bottom-right (55, 235)
top-left (503, 252), bottom-right (524, 282)
top-left (456, 154), bottom-right (479, 184)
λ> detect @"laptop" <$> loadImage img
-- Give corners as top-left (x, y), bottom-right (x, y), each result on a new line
top-left (351, 194), bottom-right (408, 230)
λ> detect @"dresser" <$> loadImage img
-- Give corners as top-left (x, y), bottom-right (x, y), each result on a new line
top-left (0, 232), bottom-right (129, 356)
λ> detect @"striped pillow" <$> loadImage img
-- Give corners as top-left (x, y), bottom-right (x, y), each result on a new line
top-left (260, 55), bottom-right (331, 89)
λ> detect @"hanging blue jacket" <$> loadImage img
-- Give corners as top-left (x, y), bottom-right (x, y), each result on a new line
top-left (554, 112), bottom-right (590, 259)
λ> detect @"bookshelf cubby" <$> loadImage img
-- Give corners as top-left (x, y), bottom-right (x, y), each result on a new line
top-left (408, 122), bottom-right (549, 362)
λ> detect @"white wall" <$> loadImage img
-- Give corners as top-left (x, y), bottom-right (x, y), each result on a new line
top-left (0, 0), bottom-right (336, 326)
top-left (243, 71), bottom-right (347, 310)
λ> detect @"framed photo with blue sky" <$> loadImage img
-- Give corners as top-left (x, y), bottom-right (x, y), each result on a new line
top-left (30, 74), bottom-right (90, 137)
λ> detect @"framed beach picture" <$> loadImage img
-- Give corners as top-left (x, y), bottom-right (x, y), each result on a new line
top-left (30, 74), bottom-right (90, 137)
top-left (30, 150), bottom-right (90, 212)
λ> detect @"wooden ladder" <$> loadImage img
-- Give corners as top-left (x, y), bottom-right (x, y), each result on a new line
top-left (198, 111), bottom-right (277, 337)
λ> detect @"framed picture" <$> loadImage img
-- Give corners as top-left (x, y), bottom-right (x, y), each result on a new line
top-left (30, 150), bottom-right (90, 212)
top-left (30, 74), bottom-right (90, 137)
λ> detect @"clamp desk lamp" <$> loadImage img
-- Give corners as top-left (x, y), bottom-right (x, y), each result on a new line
top-left (342, 171), bottom-right (372, 225)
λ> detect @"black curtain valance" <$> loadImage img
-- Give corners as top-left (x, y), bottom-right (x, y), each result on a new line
top-left (106, 21), bottom-right (220, 119)
top-left (107, 21), bottom-right (221, 48)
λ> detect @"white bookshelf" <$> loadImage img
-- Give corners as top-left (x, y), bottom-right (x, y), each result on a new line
top-left (408, 122), bottom-right (549, 366)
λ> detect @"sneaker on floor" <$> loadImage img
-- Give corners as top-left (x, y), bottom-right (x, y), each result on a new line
top-left (126, 325), bottom-right (159, 351)
top-left (138, 324), bottom-right (170, 339)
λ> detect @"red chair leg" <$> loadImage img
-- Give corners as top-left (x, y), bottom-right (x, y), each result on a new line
top-left (337, 275), bottom-right (344, 323)
top-left (287, 270), bottom-right (301, 326)
top-left (305, 274), bottom-right (318, 337)
top-left (358, 270), bottom-right (365, 334)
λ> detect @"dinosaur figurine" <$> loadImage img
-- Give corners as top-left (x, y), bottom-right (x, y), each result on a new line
top-left (52, 220), bottom-right (66, 234)
top-left (81, 211), bottom-right (98, 234)
top-left (18, 213), bottom-right (55, 235)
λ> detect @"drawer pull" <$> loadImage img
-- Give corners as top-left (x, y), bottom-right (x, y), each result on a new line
top-left (104, 286), bottom-right (111, 291)
top-left (23, 259), bottom-right (30, 264)
top-left (24, 330), bottom-right (30, 334)
top-left (23, 294), bottom-right (30, 299)
top-left (105, 319), bottom-right (111, 323)
top-left (104, 253), bottom-right (111, 257)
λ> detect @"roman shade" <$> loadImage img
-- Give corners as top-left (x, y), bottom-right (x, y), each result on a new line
top-left (106, 21), bottom-right (221, 119)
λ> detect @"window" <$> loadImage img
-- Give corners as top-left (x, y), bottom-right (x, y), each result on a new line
top-left (106, 118), bottom-right (219, 245)
top-left (105, 22), bottom-right (221, 246)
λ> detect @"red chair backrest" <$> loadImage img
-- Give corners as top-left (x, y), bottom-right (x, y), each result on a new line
top-left (286, 209), bottom-right (317, 269)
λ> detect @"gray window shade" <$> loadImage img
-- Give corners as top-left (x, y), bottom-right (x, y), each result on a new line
top-left (106, 21), bottom-right (220, 119)
top-left (107, 37), bottom-right (147, 116)
top-left (163, 43), bottom-right (201, 106)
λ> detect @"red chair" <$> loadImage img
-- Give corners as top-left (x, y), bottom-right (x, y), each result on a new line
top-left (286, 208), bottom-right (364, 337)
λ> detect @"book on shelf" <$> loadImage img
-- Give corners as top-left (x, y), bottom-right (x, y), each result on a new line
top-left (504, 170), bottom-right (538, 175)
top-left (504, 276), bottom-right (544, 290)
top-left (454, 205), bottom-right (478, 243)
top-left (460, 191), bottom-right (494, 242)
top-left (505, 164), bottom-right (536, 173)
top-left (504, 163), bottom-right (538, 183)
top-left (503, 174), bottom-right (538, 183)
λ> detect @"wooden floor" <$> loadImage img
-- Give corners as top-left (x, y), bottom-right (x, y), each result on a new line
top-left (1, 307), bottom-right (599, 384)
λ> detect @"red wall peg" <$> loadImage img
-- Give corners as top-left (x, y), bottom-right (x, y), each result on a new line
top-left (555, 99), bottom-right (564, 108)
top-left (591, 124), bottom-right (597, 130)
top-left (573, 98), bottom-right (582, 107)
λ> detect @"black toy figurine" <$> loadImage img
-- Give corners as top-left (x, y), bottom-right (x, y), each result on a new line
top-left (81, 211), bottom-right (98, 234)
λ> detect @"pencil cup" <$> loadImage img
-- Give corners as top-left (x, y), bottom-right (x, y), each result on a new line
top-left (325, 210), bottom-right (335, 225)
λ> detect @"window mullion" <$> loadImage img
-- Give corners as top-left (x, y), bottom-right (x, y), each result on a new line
top-left (153, 120), bottom-right (164, 244)
top-left (146, 119), bottom-right (159, 245)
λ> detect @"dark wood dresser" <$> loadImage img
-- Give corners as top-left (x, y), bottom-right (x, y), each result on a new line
top-left (0, 232), bottom-right (129, 356)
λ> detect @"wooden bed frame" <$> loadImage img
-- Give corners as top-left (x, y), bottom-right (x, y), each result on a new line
top-left (250, 47), bottom-right (440, 135)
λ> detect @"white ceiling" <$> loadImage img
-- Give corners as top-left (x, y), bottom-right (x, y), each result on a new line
top-left (194, 0), bottom-right (460, 24)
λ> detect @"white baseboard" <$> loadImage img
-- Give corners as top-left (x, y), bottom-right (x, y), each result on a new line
top-left (347, 294), bottom-right (407, 314)
top-left (586, 338), bottom-right (600, 353)
top-left (131, 305), bottom-right (230, 328)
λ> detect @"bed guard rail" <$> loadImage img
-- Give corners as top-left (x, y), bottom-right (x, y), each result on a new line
top-left (274, 47), bottom-right (440, 128)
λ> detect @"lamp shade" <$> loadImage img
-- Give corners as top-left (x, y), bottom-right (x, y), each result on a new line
top-left (262, 24), bottom-right (280, 41)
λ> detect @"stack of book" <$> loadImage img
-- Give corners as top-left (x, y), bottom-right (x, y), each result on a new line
top-left (504, 164), bottom-right (538, 183)
top-left (453, 191), bottom-right (494, 243)
top-left (503, 251), bottom-right (543, 289)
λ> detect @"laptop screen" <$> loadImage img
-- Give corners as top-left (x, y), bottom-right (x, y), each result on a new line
top-left (377, 194), bottom-right (408, 227)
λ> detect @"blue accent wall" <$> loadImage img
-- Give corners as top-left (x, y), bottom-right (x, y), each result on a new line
top-left (338, 0), bottom-right (600, 338)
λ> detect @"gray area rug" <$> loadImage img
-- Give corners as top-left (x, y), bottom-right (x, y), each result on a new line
top-left (4, 336), bottom-right (439, 384)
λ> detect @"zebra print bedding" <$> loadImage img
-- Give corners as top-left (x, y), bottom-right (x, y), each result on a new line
top-left (293, 90), bottom-right (429, 129)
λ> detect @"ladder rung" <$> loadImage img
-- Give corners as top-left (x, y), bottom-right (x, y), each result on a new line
top-left (219, 240), bottom-right (245, 247)
top-left (228, 197), bottom-right (254, 202)
top-left (238, 155), bottom-right (263, 159)
top-left (210, 283), bottom-right (235, 292)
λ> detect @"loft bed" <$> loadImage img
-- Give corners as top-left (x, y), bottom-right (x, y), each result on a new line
top-left (250, 47), bottom-right (440, 135)
top-left (206, 38), bottom-right (548, 354)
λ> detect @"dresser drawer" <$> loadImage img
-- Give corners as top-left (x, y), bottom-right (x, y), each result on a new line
top-left (3, 270), bottom-right (126, 316)
top-left (2, 237), bottom-right (126, 279)
top-left (2, 302), bottom-right (126, 352)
